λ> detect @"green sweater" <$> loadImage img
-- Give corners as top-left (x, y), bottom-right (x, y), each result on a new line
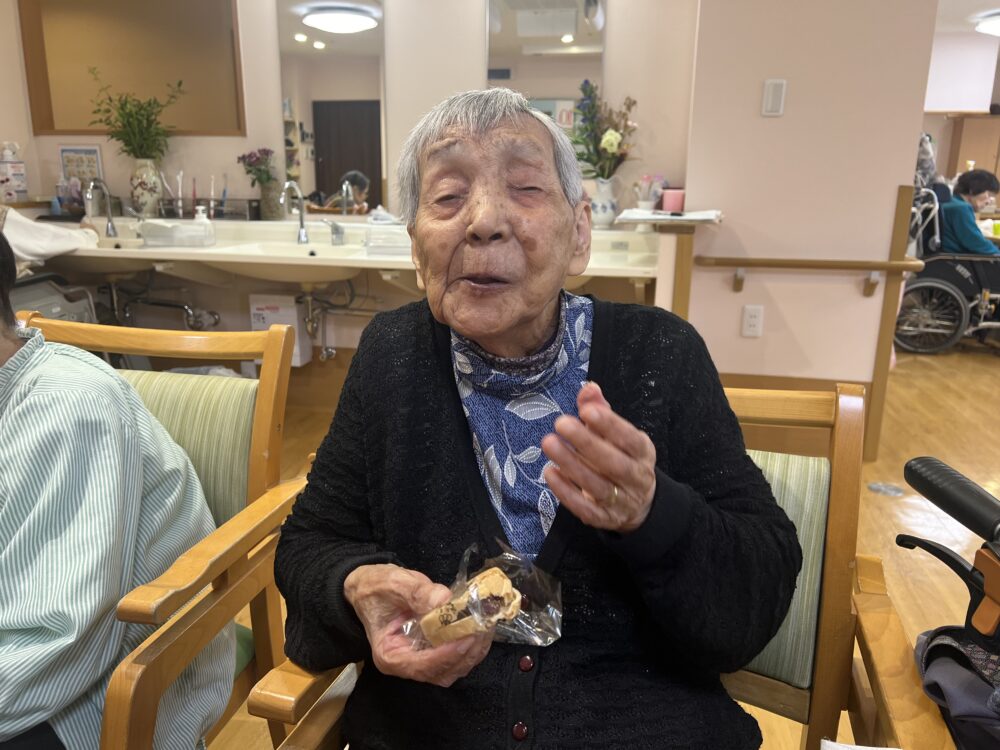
top-left (941, 196), bottom-right (999, 255)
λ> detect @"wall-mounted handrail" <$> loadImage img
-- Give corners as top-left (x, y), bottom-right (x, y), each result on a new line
top-left (694, 255), bottom-right (924, 295)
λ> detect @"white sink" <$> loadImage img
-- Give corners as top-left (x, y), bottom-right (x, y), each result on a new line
top-left (198, 242), bottom-right (367, 282)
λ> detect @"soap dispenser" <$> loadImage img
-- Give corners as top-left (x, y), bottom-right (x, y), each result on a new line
top-left (193, 205), bottom-right (216, 247)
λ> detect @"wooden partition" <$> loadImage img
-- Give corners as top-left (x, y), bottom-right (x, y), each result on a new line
top-left (18, 0), bottom-right (245, 135)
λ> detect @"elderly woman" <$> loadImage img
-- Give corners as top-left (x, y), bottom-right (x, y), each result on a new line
top-left (275, 88), bottom-right (802, 749)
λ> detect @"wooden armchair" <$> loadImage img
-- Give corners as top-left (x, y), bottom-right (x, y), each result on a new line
top-left (848, 555), bottom-right (955, 749)
top-left (15, 312), bottom-right (296, 749)
top-left (248, 384), bottom-right (866, 750)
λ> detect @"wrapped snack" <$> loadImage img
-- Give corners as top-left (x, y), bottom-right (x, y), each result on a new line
top-left (419, 567), bottom-right (522, 646)
top-left (404, 542), bottom-right (562, 649)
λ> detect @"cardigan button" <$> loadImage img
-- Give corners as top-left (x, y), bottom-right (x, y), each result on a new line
top-left (512, 722), bottom-right (529, 741)
top-left (518, 655), bottom-right (535, 672)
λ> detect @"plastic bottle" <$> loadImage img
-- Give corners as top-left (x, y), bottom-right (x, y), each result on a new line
top-left (193, 205), bottom-right (215, 246)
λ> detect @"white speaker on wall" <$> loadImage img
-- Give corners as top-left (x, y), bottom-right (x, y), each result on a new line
top-left (761, 79), bottom-right (787, 117)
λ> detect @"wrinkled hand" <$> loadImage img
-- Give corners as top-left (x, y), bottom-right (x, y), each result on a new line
top-left (343, 563), bottom-right (492, 687)
top-left (541, 382), bottom-right (657, 533)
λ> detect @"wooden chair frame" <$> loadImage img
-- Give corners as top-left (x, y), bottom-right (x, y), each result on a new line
top-left (722, 384), bottom-right (866, 750)
top-left (246, 384), bottom-right (866, 750)
top-left (15, 312), bottom-right (295, 749)
top-left (848, 555), bottom-right (956, 749)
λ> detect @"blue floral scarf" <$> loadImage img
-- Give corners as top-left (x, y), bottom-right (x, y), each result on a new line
top-left (451, 292), bottom-right (594, 556)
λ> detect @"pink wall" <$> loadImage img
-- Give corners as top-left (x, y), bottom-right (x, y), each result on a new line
top-left (684, 0), bottom-right (937, 383)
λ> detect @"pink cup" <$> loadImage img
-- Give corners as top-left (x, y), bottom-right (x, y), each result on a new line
top-left (660, 189), bottom-right (685, 212)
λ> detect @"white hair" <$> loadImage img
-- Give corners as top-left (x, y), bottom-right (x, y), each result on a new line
top-left (396, 88), bottom-right (584, 226)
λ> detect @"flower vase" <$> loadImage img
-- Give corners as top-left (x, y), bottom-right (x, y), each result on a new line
top-left (130, 158), bottom-right (162, 218)
top-left (259, 180), bottom-right (284, 221)
top-left (590, 177), bottom-right (618, 229)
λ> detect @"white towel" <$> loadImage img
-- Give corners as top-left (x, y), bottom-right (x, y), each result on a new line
top-left (615, 208), bottom-right (722, 224)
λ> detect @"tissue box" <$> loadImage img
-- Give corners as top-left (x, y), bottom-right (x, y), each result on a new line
top-left (249, 294), bottom-right (312, 367)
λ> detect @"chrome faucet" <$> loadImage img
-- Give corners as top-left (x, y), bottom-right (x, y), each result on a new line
top-left (322, 219), bottom-right (346, 246)
top-left (85, 178), bottom-right (118, 238)
top-left (341, 179), bottom-right (352, 216)
top-left (279, 180), bottom-right (308, 244)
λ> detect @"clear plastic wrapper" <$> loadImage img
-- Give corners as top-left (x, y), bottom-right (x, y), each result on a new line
top-left (402, 543), bottom-right (562, 649)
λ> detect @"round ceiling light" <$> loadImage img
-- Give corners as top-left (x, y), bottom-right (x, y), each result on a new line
top-left (294, 32), bottom-right (308, 42)
top-left (974, 11), bottom-right (1000, 36)
top-left (302, 4), bottom-right (381, 34)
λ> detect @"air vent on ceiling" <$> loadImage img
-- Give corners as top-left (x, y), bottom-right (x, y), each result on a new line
top-left (516, 8), bottom-right (577, 37)
top-left (488, 68), bottom-right (513, 80)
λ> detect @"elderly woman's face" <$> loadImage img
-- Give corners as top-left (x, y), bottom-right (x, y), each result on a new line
top-left (410, 116), bottom-right (591, 357)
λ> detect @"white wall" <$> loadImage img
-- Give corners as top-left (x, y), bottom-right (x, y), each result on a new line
top-left (0, 0), bottom-right (40, 196)
top-left (685, 0), bottom-right (937, 382)
top-left (925, 32), bottom-right (999, 113)
top-left (603, 0), bottom-right (698, 199)
top-left (382, 0), bottom-right (488, 215)
top-left (2, 0), bottom-right (284, 207)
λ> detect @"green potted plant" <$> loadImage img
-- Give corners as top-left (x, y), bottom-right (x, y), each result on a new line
top-left (89, 67), bottom-right (184, 217)
top-left (570, 80), bottom-right (637, 228)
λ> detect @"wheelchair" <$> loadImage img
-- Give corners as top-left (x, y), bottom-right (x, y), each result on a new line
top-left (896, 457), bottom-right (1000, 747)
top-left (894, 186), bottom-right (1000, 354)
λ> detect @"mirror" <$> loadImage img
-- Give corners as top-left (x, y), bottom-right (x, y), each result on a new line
top-left (487, 0), bottom-right (604, 125)
top-left (276, 0), bottom-right (385, 210)
top-left (19, 0), bottom-right (245, 135)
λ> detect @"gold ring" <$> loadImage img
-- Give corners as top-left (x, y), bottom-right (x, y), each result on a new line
top-left (607, 484), bottom-right (620, 505)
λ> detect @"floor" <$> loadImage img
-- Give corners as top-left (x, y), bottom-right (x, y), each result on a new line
top-left (211, 341), bottom-right (1000, 749)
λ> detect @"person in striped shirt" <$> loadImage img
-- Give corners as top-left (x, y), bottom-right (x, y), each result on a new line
top-left (0, 229), bottom-right (235, 749)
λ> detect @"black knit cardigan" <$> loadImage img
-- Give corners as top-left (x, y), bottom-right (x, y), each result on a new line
top-left (274, 297), bottom-right (802, 750)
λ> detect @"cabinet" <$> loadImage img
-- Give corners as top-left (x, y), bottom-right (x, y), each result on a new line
top-left (946, 116), bottom-right (1000, 177)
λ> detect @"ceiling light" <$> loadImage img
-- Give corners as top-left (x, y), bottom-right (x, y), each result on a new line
top-left (302, 4), bottom-right (381, 34)
top-left (561, 33), bottom-right (574, 44)
top-left (313, 40), bottom-right (326, 49)
top-left (294, 32), bottom-right (308, 42)
top-left (976, 14), bottom-right (1000, 36)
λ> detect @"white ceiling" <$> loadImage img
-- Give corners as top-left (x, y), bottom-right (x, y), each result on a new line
top-left (275, 2), bottom-right (999, 60)
top-left (276, 0), bottom-right (601, 60)
top-left (937, 0), bottom-right (1000, 32)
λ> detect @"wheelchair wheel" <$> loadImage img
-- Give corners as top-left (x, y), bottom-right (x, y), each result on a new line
top-left (894, 278), bottom-right (970, 354)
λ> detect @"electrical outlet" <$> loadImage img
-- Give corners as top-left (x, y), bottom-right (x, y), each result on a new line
top-left (741, 304), bottom-right (764, 338)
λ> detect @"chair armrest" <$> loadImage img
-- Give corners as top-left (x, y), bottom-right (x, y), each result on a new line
top-left (116, 478), bottom-right (306, 625)
top-left (248, 659), bottom-right (358, 725)
top-left (850, 554), bottom-right (956, 749)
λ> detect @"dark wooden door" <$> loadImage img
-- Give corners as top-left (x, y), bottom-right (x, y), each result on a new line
top-left (313, 100), bottom-right (382, 208)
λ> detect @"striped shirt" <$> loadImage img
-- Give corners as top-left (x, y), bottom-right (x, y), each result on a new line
top-left (0, 328), bottom-right (234, 749)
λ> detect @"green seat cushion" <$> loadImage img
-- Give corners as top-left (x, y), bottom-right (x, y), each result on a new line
top-left (119, 370), bottom-right (258, 526)
top-left (742, 449), bottom-right (831, 689)
top-left (234, 623), bottom-right (255, 677)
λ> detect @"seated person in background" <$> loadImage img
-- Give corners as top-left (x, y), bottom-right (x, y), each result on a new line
top-left (0, 231), bottom-right (234, 749)
top-left (323, 169), bottom-right (370, 214)
top-left (941, 169), bottom-right (1000, 255)
top-left (275, 88), bottom-right (802, 749)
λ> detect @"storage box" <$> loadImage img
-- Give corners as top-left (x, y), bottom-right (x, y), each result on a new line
top-left (249, 294), bottom-right (312, 367)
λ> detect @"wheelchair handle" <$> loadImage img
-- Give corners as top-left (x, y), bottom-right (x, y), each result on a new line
top-left (904, 457), bottom-right (1000, 543)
